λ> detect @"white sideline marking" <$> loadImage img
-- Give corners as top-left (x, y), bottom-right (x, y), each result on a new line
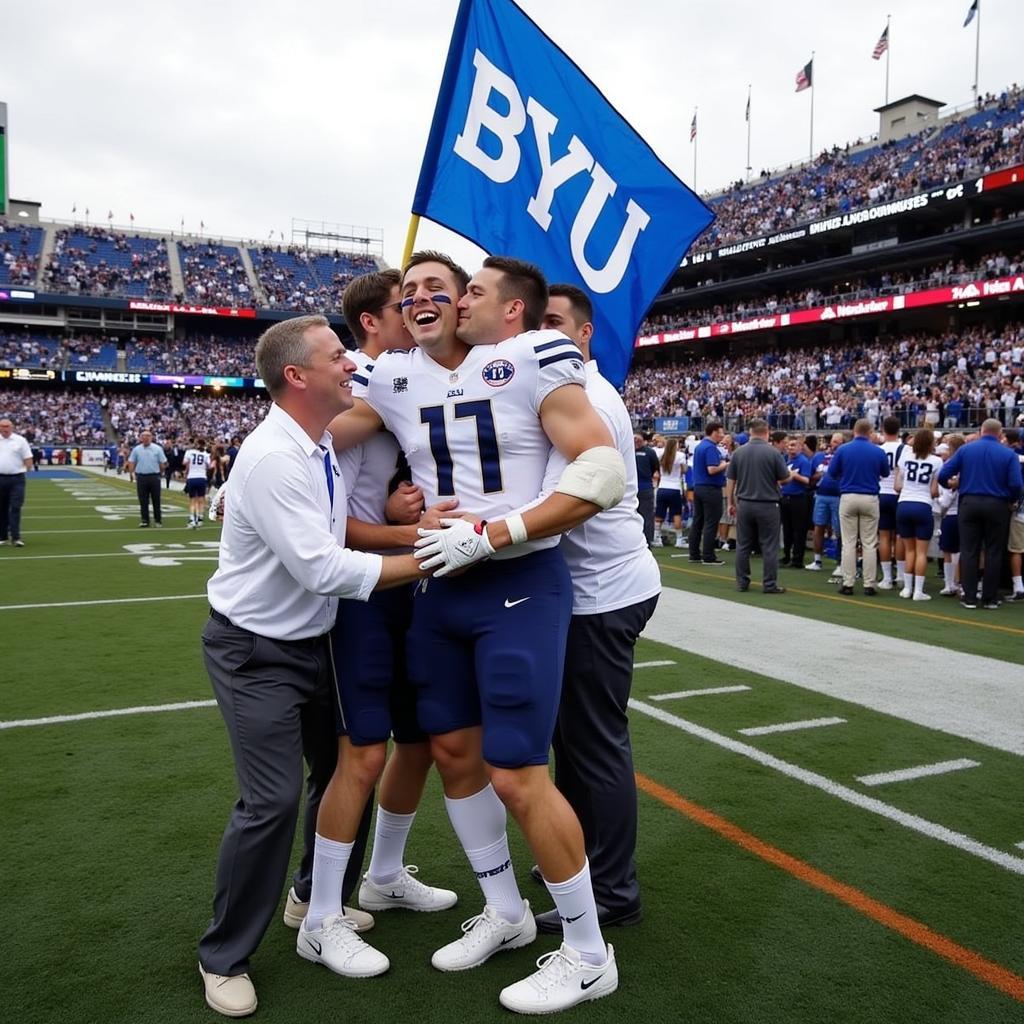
top-left (652, 685), bottom-right (752, 701)
top-left (643, 589), bottom-right (1024, 755)
top-left (0, 700), bottom-right (217, 730)
top-left (856, 759), bottom-right (981, 787)
top-left (629, 699), bottom-right (1024, 876)
top-left (26, 513), bottom-right (186, 520)
top-left (3, 551), bottom-right (176, 561)
top-left (0, 594), bottom-right (206, 611)
top-left (26, 529), bottom-right (206, 535)
top-left (634, 660), bottom-right (677, 669)
top-left (739, 716), bottom-right (847, 736)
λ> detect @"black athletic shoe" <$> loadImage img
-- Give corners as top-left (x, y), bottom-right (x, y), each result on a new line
top-left (839, 585), bottom-right (854, 596)
top-left (960, 599), bottom-right (978, 609)
top-left (703, 558), bottom-right (727, 565)
top-left (862, 587), bottom-right (878, 596)
top-left (762, 586), bottom-right (786, 594)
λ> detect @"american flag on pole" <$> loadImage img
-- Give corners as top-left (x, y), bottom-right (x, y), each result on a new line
top-left (963, 0), bottom-right (978, 27)
top-left (872, 25), bottom-right (889, 60)
top-left (690, 112), bottom-right (697, 142)
top-left (795, 59), bottom-right (813, 92)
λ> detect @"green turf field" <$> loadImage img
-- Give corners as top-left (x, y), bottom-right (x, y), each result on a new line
top-left (2, 471), bottom-right (1023, 1023)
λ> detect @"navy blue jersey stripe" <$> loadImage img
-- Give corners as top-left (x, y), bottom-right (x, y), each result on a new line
top-left (534, 338), bottom-right (581, 354)
top-left (538, 351), bottom-right (583, 369)
top-left (352, 373), bottom-right (370, 387)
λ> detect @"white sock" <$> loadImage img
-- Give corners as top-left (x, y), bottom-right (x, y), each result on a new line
top-left (914, 574), bottom-right (926, 595)
top-left (544, 860), bottom-right (606, 966)
top-left (812, 553), bottom-right (822, 566)
top-left (306, 833), bottom-right (353, 930)
top-left (367, 808), bottom-right (416, 885)
top-left (943, 561), bottom-right (955, 589)
top-left (1013, 575), bottom-right (1024, 594)
top-left (895, 559), bottom-right (906, 582)
top-left (444, 785), bottom-right (523, 923)
top-left (881, 562), bottom-right (892, 584)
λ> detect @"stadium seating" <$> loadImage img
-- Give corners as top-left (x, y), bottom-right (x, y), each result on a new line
top-left (43, 228), bottom-right (172, 298)
top-left (179, 243), bottom-right (253, 305)
top-left (0, 221), bottom-right (43, 286)
top-left (249, 245), bottom-right (377, 311)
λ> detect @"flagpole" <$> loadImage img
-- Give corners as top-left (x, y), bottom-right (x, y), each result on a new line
top-left (809, 52), bottom-right (815, 161)
top-left (746, 84), bottom-right (752, 182)
top-left (400, 213), bottom-right (421, 269)
top-left (973, 1), bottom-right (981, 104)
top-left (885, 15), bottom-right (891, 105)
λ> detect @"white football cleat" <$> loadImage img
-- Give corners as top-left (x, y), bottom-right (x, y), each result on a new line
top-left (899, 587), bottom-right (912, 599)
top-left (296, 912), bottom-right (389, 978)
top-left (499, 942), bottom-right (618, 1015)
top-left (876, 579), bottom-right (893, 590)
top-left (283, 887), bottom-right (373, 932)
top-left (431, 900), bottom-right (535, 972)
top-left (358, 865), bottom-right (457, 912)
top-left (803, 562), bottom-right (822, 571)
top-left (912, 591), bottom-right (932, 601)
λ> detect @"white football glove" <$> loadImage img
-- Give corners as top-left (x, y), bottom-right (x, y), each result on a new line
top-left (414, 518), bottom-right (494, 577)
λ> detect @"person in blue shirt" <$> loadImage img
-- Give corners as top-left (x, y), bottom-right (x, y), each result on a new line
top-left (827, 418), bottom-right (890, 595)
top-left (688, 422), bottom-right (728, 564)
top-left (806, 432), bottom-right (846, 574)
top-left (780, 436), bottom-right (811, 568)
top-left (937, 418), bottom-right (1024, 609)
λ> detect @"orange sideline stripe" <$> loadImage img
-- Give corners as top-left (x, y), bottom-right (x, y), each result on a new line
top-left (635, 771), bottom-right (1024, 1004)
top-left (658, 562), bottom-right (1024, 638)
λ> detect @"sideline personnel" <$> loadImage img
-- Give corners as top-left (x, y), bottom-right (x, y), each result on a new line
top-left (937, 418), bottom-right (1023, 609)
top-left (726, 419), bottom-right (791, 593)
top-left (198, 315), bottom-right (426, 1018)
top-left (126, 430), bottom-right (167, 527)
top-left (0, 417), bottom-right (33, 546)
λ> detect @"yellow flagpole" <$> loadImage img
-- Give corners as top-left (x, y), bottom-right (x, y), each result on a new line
top-left (400, 214), bottom-right (421, 268)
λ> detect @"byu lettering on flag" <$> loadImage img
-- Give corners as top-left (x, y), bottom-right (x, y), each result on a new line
top-left (412, 0), bottom-right (714, 388)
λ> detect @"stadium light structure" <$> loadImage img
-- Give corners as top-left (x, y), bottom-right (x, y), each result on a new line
top-left (290, 217), bottom-right (384, 258)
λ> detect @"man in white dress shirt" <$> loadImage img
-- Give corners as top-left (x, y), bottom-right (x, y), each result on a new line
top-left (0, 418), bottom-right (33, 546)
top-left (197, 315), bottom-right (426, 1018)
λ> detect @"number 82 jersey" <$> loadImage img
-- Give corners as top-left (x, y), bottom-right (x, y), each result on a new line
top-left (356, 330), bottom-right (586, 526)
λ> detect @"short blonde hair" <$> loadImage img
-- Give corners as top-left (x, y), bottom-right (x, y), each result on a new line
top-left (255, 315), bottom-right (328, 398)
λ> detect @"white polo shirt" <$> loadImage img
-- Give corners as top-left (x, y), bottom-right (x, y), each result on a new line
top-left (0, 432), bottom-right (33, 475)
top-left (543, 361), bottom-right (661, 615)
top-left (207, 403), bottom-right (383, 640)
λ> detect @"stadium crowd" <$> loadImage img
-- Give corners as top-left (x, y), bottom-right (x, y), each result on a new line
top-left (641, 251), bottom-right (1024, 335)
top-left (626, 326), bottom-right (1024, 432)
top-left (0, 219), bottom-right (42, 285)
top-left (179, 243), bottom-right (253, 305)
top-left (699, 84), bottom-right (1024, 250)
top-left (42, 227), bottom-right (173, 298)
top-left (0, 388), bottom-right (107, 446)
top-left (250, 246), bottom-right (378, 311)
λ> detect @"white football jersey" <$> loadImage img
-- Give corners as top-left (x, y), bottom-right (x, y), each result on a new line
top-left (896, 450), bottom-right (941, 504)
top-left (184, 449), bottom-right (210, 480)
top-left (878, 440), bottom-right (906, 495)
top-left (658, 450), bottom-right (686, 488)
top-left (343, 349), bottom-right (406, 527)
top-left (358, 330), bottom-right (587, 558)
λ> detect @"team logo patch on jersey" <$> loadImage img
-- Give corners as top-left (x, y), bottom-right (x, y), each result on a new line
top-left (482, 359), bottom-right (515, 387)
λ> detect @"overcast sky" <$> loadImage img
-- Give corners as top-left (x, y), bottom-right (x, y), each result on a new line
top-left (4, 0), bottom-right (1022, 272)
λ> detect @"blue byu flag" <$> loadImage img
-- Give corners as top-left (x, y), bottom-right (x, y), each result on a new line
top-left (412, 0), bottom-right (714, 388)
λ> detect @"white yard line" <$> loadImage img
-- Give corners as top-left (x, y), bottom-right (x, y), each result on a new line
top-left (26, 513), bottom-right (187, 520)
top-left (3, 551), bottom-right (180, 561)
top-left (629, 698), bottom-right (1024, 876)
top-left (24, 528), bottom-right (207, 535)
top-left (634, 660), bottom-right (677, 669)
top-left (0, 700), bottom-right (217, 730)
top-left (739, 716), bottom-right (847, 737)
top-left (651, 685), bottom-right (752, 701)
top-left (643, 588), bottom-right (1024, 755)
top-left (0, 594), bottom-right (206, 611)
top-left (855, 759), bottom-right (981, 787)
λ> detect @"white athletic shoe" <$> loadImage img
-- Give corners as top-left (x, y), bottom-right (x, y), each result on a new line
top-left (358, 865), bottom-right (458, 912)
top-left (499, 942), bottom-right (618, 1015)
top-left (283, 887), bottom-right (373, 932)
top-left (804, 562), bottom-right (821, 571)
top-left (899, 587), bottom-right (912, 599)
top-left (938, 586), bottom-right (960, 597)
top-left (296, 912), bottom-right (389, 978)
top-left (912, 591), bottom-right (932, 601)
top-left (431, 900), bottom-right (536, 972)
top-left (876, 579), bottom-right (893, 590)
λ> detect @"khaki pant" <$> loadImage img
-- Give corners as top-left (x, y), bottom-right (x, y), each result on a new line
top-left (839, 493), bottom-right (879, 588)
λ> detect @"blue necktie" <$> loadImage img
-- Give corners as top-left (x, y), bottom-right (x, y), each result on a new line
top-left (319, 446), bottom-right (334, 510)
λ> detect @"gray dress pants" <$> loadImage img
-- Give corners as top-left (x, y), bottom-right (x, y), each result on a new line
top-left (198, 615), bottom-right (371, 977)
top-left (736, 500), bottom-right (781, 590)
